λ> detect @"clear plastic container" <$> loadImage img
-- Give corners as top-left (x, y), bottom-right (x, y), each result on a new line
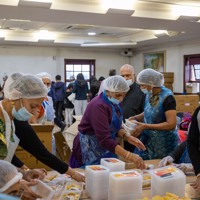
top-left (101, 158), bottom-right (125, 172)
top-left (59, 190), bottom-right (81, 200)
top-left (125, 119), bottom-right (137, 129)
top-left (86, 165), bottom-right (110, 200)
top-left (122, 123), bottom-right (132, 136)
top-left (109, 170), bottom-right (142, 196)
top-left (108, 191), bottom-right (142, 200)
top-left (151, 166), bottom-right (186, 197)
top-left (31, 180), bottom-right (54, 200)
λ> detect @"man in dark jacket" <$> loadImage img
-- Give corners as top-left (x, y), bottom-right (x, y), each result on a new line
top-left (54, 75), bottom-right (66, 122)
top-left (120, 64), bottom-right (146, 152)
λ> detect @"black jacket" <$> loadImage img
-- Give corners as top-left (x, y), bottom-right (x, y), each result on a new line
top-left (121, 82), bottom-right (145, 119)
top-left (12, 119), bottom-right (69, 174)
top-left (187, 106), bottom-right (200, 175)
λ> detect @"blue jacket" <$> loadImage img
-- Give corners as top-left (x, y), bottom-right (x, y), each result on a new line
top-left (54, 81), bottom-right (66, 101)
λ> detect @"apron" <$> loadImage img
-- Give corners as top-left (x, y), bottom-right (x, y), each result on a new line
top-left (179, 146), bottom-right (191, 163)
top-left (0, 102), bottom-right (19, 162)
top-left (134, 86), bottom-right (178, 160)
top-left (79, 91), bottom-right (123, 166)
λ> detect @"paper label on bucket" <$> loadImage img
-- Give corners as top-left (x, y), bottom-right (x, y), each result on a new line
top-left (104, 158), bottom-right (120, 163)
top-left (154, 167), bottom-right (178, 178)
top-left (114, 171), bottom-right (138, 178)
top-left (89, 166), bottom-right (106, 171)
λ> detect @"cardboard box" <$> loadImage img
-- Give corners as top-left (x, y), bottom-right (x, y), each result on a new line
top-left (62, 115), bottom-right (82, 151)
top-left (54, 131), bottom-right (71, 164)
top-left (174, 95), bottom-right (199, 115)
top-left (15, 124), bottom-right (54, 170)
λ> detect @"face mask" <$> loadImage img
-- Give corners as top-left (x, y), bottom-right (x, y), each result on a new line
top-left (141, 88), bottom-right (149, 94)
top-left (12, 101), bottom-right (33, 121)
top-left (109, 97), bottom-right (120, 105)
top-left (126, 79), bottom-right (133, 86)
top-left (47, 87), bottom-right (51, 93)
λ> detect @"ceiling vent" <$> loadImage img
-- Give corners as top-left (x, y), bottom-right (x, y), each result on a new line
top-left (121, 49), bottom-right (133, 57)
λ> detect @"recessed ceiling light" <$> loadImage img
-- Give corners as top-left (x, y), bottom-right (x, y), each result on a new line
top-left (88, 32), bottom-right (96, 36)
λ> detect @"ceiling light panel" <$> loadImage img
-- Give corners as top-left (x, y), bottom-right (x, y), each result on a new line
top-left (106, 8), bottom-right (134, 15)
top-left (18, 0), bottom-right (52, 8)
top-left (0, 0), bottom-right (19, 6)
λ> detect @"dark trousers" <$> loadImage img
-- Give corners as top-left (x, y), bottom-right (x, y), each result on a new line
top-left (55, 101), bottom-right (64, 121)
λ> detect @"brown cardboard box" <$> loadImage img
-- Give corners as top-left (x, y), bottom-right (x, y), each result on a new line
top-left (62, 115), bottom-right (82, 151)
top-left (54, 131), bottom-right (71, 163)
top-left (174, 95), bottom-right (199, 115)
top-left (15, 124), bottom-right (54, 170)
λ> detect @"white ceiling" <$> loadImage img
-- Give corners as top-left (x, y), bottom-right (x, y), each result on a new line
top-left (0, 0), bottom-right (200, 50)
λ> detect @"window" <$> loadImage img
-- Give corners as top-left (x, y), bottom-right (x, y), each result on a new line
top-left (64, 59), bottom-right (95, 85)
top-left (184, 54), bottom-right (200, 93)
top-left (192, 65), bottom-right (200, 81)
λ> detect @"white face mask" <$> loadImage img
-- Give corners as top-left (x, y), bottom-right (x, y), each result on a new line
top-left (126, 79), bottom-right (133, 86)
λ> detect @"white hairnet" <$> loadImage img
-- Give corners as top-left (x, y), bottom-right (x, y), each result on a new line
top-left (103, 75), bottom-right (129, 92)
top-left (4, 73), bottom-right (48, 100)
top-left (0, 160), bottom-right (23, 192)
top-left (137, 68), bottom-right (164, 87)
top-left (36, 72), bottom-right (52, 81)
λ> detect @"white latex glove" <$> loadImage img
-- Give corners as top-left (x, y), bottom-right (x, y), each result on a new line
top-left (158, 156), bottom-right (174, 167)
top-left (173, 163), bottom-right (194, 174)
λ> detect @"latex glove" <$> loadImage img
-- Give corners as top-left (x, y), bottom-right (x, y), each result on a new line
top-left (126, 135), bottom-right (146, 151)
top-left (173, 163), bottom-right (194, 174)
top-left (158, 156), bottom-right (174, 167)
top-left (23, 169), bottom-right (47, 182)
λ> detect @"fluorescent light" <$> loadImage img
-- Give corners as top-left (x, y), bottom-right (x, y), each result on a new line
top-left (102, 0), bottom-right (135, 11)
top-left (154, 30), bottom-right (168, 37)
top-left (18, 0), bottom-right (52, 8)
top-left (81, 42), bottom-right (136, 47)
top-left (88, 32), bottom-right (96, 36)
top-left (35, 30), bottom-right (55, 40)
top-left (106, 8), bottom-right (134, 15)
top-left (172, 5), bottom-right (200, 18)
top-left (0, 30), bottom-right (6, 38)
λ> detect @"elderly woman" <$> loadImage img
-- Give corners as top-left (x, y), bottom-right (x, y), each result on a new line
top-left (1, 73), bottom-right (84, 184)
top-left (70, 75), bottom-right (146, 169)
top-left (129, 69), bottom-right (178, 160)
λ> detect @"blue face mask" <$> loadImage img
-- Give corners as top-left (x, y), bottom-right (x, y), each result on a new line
top-left (12, 101), bottom-right (33, 121)
top-left (141, 88), bottom-right (149, 94)
top-left (108, 97), bottom-right (120, 105)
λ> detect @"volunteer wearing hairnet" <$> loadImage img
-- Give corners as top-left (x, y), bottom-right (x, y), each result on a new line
top-left (0, 160), bottom-right (41, 199)
top-left (1, 73), bottom-right (47, 171)
top-left (29, 72), bottom-right (54, 124)
top-left (129, 69), bottom-right (178, 160)
top-left (1, 73), bottom-right (85, 183)
top-left (70, 75), bottom-right (146, 168)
